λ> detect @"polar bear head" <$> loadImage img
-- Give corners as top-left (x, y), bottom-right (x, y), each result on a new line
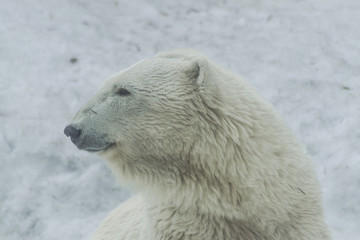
top-left (64, 49), bottom-right (230, 186)
top-left (64, 49), bottom-right (309, 215)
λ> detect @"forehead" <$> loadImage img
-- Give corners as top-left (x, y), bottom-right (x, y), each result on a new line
top-left (102, 57), bottom-right (185, 88)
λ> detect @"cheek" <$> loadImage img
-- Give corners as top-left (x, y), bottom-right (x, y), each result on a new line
top-left (108, 97), bottom-right (197, 146)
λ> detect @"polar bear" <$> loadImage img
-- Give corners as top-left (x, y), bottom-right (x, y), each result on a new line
top-left (64, 49), bottom-right (330, 240)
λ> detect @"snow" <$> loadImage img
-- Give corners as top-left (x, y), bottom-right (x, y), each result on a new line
top-left (0, 0), bottom-right (359, 239)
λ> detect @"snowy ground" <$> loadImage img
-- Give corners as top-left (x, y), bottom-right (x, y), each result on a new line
top-left (0, 0), bottom-right (359, 239)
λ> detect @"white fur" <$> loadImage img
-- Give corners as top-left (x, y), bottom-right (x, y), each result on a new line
top-left (72, 49), bottom-right (330, 240)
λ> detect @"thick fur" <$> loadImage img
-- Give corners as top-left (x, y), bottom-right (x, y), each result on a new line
top-left (69, 49), bottom-right (330, 240)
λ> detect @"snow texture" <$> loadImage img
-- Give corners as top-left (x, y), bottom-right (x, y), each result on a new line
top-left (0, 0), bottom-right (359, 239)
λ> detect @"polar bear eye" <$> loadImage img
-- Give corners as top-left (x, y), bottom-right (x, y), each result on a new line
top-left (116, 88), bottom-right (131, 96)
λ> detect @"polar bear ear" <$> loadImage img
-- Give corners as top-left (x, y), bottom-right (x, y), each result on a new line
top-left (156, 49), bottom-right (208, 86)
top-left (184, 57), bottom-right (207, 86)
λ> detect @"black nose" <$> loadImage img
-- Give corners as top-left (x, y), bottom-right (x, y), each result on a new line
top-left (64, 125), bottom-right (81, 143)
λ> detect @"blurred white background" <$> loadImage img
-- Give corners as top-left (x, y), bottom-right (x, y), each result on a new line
top-left (0, 0), bottom-right (359, 239)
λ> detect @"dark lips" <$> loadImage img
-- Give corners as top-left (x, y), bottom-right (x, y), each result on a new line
top-left (83, 142), bottom-right (114, 153)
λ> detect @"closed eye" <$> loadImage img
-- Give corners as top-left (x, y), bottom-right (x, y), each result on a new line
top-left (116, 88), bottom-right (131, 96)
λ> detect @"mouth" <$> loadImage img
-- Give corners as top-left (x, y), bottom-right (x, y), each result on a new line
top-left (82, 142), bottom-right (115, 153)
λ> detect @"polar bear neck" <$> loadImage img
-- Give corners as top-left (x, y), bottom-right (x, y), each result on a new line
top-left (143, 77), bottom-right (307, 217)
